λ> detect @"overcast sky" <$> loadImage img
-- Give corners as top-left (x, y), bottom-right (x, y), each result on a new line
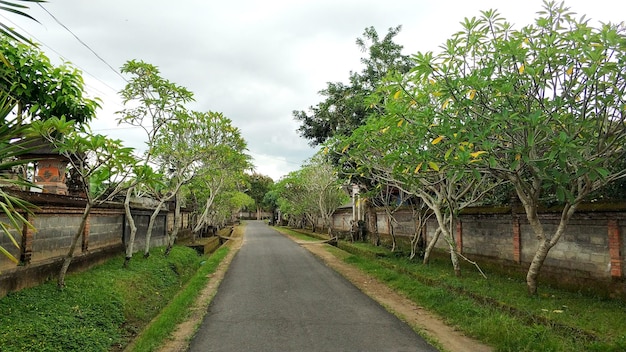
top-left (4, 0), bottom-right (625, 180)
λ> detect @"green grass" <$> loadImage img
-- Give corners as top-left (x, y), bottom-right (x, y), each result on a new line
top-left (129, 246), bottom-right (230, 352)
top-left (282, 227), bottom-right (626, 352)
top-left (274, 227), bottom-right (326, 242)
top-left (0, 245), bottom-right (229, 352)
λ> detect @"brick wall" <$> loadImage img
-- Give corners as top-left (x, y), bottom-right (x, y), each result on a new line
top-left (0, 191), bottom-right (193, 296)
top-left (330, 204), bottom-right (626, 282)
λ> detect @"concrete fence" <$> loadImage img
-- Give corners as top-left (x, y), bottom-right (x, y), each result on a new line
top-left (325, 203), bottom-right (626, 293)
top-left (0, 191), bottom-right (192, 297)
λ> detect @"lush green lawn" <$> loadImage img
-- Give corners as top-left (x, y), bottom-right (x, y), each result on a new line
top-left (0, 245), bottom-right (226, 352)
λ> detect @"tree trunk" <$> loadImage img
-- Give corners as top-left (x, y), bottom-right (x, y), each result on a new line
top-left (423, 227), bottom-right (441, 265)
top-left (123, 187), bottom-right (137, 267)
top-left (58, 203), bottom-right (93, 288)
top-left (144, 197), bottom-right (167, 258)
top-left (526, 239), bottom-right (551, 295)
top-left (389, 221), bottom-right (397, 252)
top-left (165, 192), bottom-right (181, 256)
top-left (449, 240), bottom-right (461, 277)
top-left (410, 226), bottom-right (424, 260)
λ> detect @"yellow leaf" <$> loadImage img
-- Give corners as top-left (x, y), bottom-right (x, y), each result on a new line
top-left (414, 162), bottom-right (423, 174)
top-left (432, 91), bottom-right (442, 97)
top-left (442, 99), bottom-right (450, 109)
top-left (428, 161), bottom-right (440, 171)
top-left (468, 89), bottom-right (476, 100)
top-left (381, 126), bottom-right (390, 134)
top-left (323, 147), bottom-right (329, 154)
top-left (429, 78), bottom-right (436, 85)
top-left (341, 145), bottom-right (349, 153)
top-left (394, 90), bottom-right (402, 100)
top-left (470, 151), bottom-right (487, 158)
top-left (431, 135), bottom-right (444, 145)
top-left (397, 119), bottom-right (404, 127)
top-left (524, 38), bottom-right (530, 44)
top-left (515, 154), bottom-right (521, 161)
top-left (409, 100), bottom-right (417, 106)
top-left (519, 64), bottom-right (525, 74)
top-left (459, 145), bottom-right (465, 152)
top-left (566, 65), bottom-right (574, 76)
top-left (403, 167), bottom-right (409, 174)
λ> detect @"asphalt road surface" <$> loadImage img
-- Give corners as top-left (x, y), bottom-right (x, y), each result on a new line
top-left (187, 220), bottom-right (438, 352)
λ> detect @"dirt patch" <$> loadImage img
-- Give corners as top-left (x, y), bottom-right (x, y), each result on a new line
top-left (295, 239), bottom-right (493, 352)
top-left (155, 235), bottom-right (245, 352)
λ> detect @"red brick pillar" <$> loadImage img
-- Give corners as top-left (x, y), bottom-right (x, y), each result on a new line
top-left (82, 214), bottom-right (91, 252)
top-left (20, 213), bottom-right (35, 264)
top-left (513, 216), bottom-right (521, 264)
top-left (456, 220), bottom-right (463, 254)
top-left (608, 219), bottom-right (622, 278)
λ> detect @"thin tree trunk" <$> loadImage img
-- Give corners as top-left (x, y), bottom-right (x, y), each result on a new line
top-left (144, 197), bottom-right (167, 258)
top-left (58, 202), bottom-right (93, 288)
top-left (389, 220), bottom-right (397, 252)
top-left (123, 187), bottom-right (137, 267)
top-left (449, 240), bottom-right (461, 277)
top-left (423, 227), bottom-right (441, 265)
top-left (165, 192), bottom-right (181, 256)
top-left (410, 226), bottom-right (423, 260)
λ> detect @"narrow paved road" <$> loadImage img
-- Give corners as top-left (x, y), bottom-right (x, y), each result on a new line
top-left (188, 221), bottom-right (438, 352)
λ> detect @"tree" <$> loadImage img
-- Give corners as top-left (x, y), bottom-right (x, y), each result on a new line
top-left (271, 172), bottom-right (312, 229)
top-left (395, 1), bottom-right (626, 293)
top-left (294, 26), bottom-right (412, 146)
top-left (116, 59), bottom-right (194, 264)
top-left (186, 112), bottom-right (250, 250)
top-left (0, 36), bottom-right (100, 125)
top-left (244, 172), bottom-right (273, 219)
top-left (275, 154), bottom-right (347, 237)
top-left (31, 117), bottom-right (137, 288)
top-left (337, 64), bottom-right (500, 276)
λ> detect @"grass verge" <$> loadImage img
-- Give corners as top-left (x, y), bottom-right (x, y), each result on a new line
top-left (0, 243), bottom-right (231, 352)
top-left (128, 246), bottom-right (230, 352)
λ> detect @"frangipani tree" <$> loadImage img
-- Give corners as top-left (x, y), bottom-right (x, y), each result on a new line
top-left (336, 94), bottom-right (496, 276)
top-left (187, 112), bottom-right (250, 248)
top-left (400, 1), bottom-right (626, 294)
top-left (116, 60), bottom-right (194, 264)
top-left (31, 117), bottom-right (137, 287)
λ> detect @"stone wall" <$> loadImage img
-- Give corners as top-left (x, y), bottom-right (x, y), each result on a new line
top-left (330, 204), bottom-right (626, 283)
top-left (0, 191), bottom-right (191, 296)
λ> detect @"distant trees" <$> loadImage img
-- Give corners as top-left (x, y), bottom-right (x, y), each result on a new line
top-left (244, 172), bottom-right (274, 219)
top-left (272, 153), bottom-right (347, 236)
